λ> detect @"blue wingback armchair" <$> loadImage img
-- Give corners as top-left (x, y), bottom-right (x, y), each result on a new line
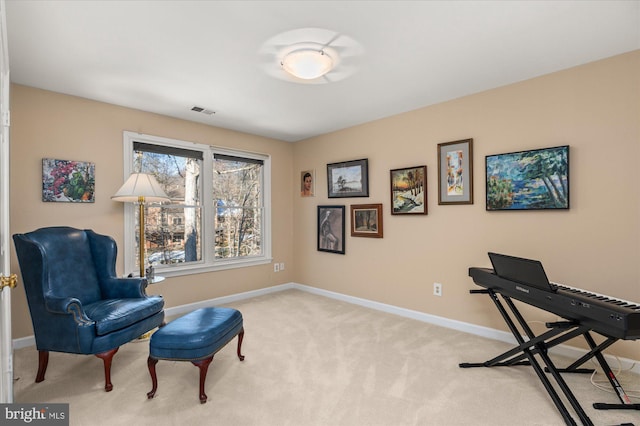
top-left (13, 226), bottom-right (165, 392)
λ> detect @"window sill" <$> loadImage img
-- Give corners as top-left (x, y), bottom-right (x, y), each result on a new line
top-left (150, 257), bottom-right (273, 278)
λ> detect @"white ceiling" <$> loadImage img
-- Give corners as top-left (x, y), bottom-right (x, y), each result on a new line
top-left (5, 1), bottom-right (640, 142)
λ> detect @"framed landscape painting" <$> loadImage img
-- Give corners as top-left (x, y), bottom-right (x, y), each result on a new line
top-left (485, 145), bottom-right (569, 211)
top-left (350, 203), bottom-right (383, 238)
top-left (390, 166), bottom-right (427, 215)
top-left (327, 159), bottom-right (369, 198)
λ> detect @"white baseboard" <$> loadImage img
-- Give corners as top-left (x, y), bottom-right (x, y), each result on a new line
top-left (293, 283), bottom-right (518, 344)
top-left (12, 335), bottom-right (35, 350)
top-left (290, 283), bottom-right (640, 376)
top-left (163, 283), bottom-right (296, 318)
top-left (13, 281), bottom-right (639, 376)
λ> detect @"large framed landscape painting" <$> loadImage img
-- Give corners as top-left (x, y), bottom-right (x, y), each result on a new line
top-left (485, 145), bottom-right (569, 211)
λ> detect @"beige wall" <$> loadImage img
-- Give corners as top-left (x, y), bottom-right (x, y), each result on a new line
top-left (9, 85), bottom-right (294, 338)
top-left (9, 51), bottom-right (640, 360)
top-left (292, 51), bottom-right (640, 360)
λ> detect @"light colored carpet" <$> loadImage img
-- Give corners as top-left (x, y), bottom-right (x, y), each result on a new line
top-left (13, 289), bottom-right (640, 426)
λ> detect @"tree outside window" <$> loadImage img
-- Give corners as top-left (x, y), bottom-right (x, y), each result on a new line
top-left (213, 154), bottom-right (263, 259)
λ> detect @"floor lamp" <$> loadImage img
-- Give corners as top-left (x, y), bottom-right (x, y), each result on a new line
top-left (112, 173), bottom-right (170, 278)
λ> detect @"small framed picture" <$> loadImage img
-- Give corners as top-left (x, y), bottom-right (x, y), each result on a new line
top-left (300, 169), bottom-right (315, 197)
top-left (390, 166), bottom-right (427, 215)
top-left (327, 159), bottom-right (369, 198)
top-left (350, 203), bottom-right (383, 238)
top-left (42, 158), bottom-right (95, 203)
top-left (317, 205), bottom-right (345, 254)
top-left (437, 138), bottom-right (474, 205)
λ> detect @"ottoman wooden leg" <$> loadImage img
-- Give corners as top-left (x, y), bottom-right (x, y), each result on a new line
top-left (147, 356), bottom-right (159, 399)
top-left (192, 356), bottom-right (213, 404)
top-left (237, 328), bottom-right (245, 361)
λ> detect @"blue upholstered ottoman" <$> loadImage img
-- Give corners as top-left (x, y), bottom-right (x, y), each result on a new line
top-left (146, 307), bottom-right (245, 403)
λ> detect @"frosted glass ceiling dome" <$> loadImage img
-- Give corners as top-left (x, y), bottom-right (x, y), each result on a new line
top-left (281, 49), bottom-right (334, 80)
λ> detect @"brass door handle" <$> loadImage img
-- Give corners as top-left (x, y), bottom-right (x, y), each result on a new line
top-left (0, 274), bottom-right (17, 291)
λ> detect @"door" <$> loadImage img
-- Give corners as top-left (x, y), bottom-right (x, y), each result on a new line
top-left (0, 0), bottom-right (13, 403)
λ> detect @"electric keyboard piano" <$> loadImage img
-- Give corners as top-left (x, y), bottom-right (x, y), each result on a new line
top-left (469, 267), bottom-right (640, 340)
top-left (462, 254), bottom-right (640, 426)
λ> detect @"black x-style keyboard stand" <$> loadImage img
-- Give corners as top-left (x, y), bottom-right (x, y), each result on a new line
top-left (459, 288), bottom-right (637, 426)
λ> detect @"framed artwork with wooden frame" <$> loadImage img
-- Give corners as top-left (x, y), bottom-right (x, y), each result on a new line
top-left (350, 203), bottom-right (383, 238)
top-left (317, 205), bottom-right (346, 254)
top-left (390, 165), bottom-right (427, 215)
top-left (437, 138), bottom-right (473, 205)
top-left (327, 158), bottom-right (369, 198)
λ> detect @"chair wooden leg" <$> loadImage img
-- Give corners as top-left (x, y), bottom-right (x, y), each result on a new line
top-left (95, 348), bottom-right (119, 392)
top-left (237, 328), bottom-right (245, 361)
top-left (191, 356), bottom-right (213, 404)
top-left (35, 350), bottom-right (49, 383)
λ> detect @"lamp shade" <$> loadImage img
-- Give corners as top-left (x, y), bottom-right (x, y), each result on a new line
top-left (111, 173), bottom-right (170, 203)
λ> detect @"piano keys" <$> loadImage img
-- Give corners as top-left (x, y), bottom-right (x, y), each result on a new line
top-left (469, 267), bottom-right (640, 340)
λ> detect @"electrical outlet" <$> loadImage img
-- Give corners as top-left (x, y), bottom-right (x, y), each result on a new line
top-left (279, 262), bottom-right (285, 271)
top-left (274, 263), bottom-right (280, 272)
top-left (434, 282), bottom-right (442, 297)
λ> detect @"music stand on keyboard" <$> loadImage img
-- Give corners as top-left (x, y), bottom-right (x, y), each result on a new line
top-left (488, 252), bottom-right (556, 292)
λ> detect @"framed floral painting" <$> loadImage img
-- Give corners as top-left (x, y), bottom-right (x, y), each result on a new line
top-left (42, 158), bottom-right (95, 203)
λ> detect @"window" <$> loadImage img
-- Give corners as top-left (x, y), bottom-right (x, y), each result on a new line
top-left (133, 141), bottom-right (203, 268)
top-left (213, 154), bottom-right (264, 259)
top-left (122, 132), bottom-right (271, 277)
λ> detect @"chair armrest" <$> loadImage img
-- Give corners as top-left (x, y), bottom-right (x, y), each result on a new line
top-left (100, 277), bottom-right (148, 299)
top-left (44, 296), bottom-right (93, 325)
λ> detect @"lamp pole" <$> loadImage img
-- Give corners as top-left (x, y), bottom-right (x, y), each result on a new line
top-left (138, 195), bottom-right (145, 278)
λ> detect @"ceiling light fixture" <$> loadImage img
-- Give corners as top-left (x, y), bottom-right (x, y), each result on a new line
top-left (281, 49), bottom-right (334, 80)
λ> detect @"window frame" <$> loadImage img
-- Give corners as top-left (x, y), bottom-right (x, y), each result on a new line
top-left (121, 131), bottom-right (272, 278)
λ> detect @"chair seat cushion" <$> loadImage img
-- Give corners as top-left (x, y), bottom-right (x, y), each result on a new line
top-left (85, 296), bottom-right (165, 336)
top-left (150, 307), bottom-right (243, 361)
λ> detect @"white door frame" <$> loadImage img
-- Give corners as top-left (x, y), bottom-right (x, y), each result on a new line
top-left (0, 0), bottom-right (13, 403)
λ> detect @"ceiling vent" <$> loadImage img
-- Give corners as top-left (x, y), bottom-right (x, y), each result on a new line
top-left (191, 106), bottom-right (215, 115)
